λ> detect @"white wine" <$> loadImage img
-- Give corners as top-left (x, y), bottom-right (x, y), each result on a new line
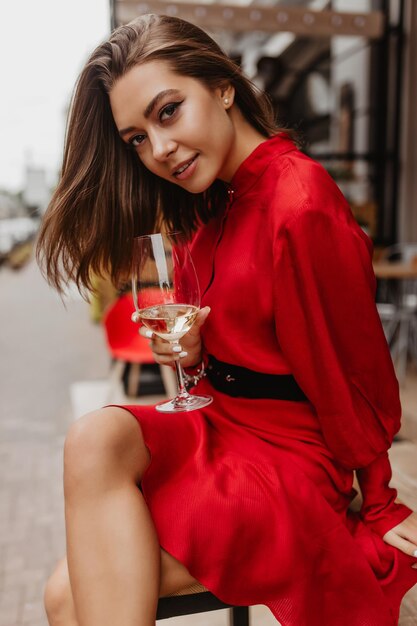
top-left (139, 303), bottom-right (199, 341)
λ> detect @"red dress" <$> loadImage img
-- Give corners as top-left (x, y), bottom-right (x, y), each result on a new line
top-left (119, 135), bottom-right (417, 626)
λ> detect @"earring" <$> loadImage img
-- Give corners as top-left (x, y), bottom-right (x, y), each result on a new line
top-left (224, 98), bottom-right (230, 105)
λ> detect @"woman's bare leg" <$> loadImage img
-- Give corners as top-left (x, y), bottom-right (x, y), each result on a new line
top-left (44, 558), bottom-right (79, 626)
top-left (45, 549), bottom-right (199, 626)
top-left (61, 406), bottom-right (196, 626)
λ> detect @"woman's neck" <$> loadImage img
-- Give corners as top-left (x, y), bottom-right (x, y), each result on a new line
top-left (219, 108), bottom-right (268, 183)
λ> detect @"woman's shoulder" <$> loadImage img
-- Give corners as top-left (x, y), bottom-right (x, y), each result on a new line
top-left (264, 145), bottom-right (353, 230)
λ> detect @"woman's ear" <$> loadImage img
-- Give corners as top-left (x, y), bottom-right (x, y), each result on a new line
top-left (218, 84), bottom-right (235, 109)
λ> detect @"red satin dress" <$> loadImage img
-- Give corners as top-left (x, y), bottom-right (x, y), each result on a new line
top-left (119, 134), bottom-right (417, 625)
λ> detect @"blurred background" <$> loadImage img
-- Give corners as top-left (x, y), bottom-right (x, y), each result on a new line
top-left (1, 1), bottom-right (417, 625)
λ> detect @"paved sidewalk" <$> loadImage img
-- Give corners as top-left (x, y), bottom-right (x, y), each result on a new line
top-left (0, 260), bottom-right (109, 626)
top-left (0, 259), bottom-right (416, 626)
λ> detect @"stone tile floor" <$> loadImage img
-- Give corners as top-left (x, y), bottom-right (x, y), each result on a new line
top-left (0, 260), bottom-right (416, 626)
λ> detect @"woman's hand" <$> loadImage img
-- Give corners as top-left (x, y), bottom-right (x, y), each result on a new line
top-left (139, 306), bottom-right (211, 369)
top-left (383, 511), bottom-right (417, 567)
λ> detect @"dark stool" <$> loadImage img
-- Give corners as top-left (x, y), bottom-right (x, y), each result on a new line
top-left (158, 582), bottom-right (250, 625)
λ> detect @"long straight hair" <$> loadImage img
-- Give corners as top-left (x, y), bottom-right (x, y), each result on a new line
top-left (37, 14), bottom-right (287, 293)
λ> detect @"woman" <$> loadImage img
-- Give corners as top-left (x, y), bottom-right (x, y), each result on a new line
top-left (37, 13), bottom-right (417, 626)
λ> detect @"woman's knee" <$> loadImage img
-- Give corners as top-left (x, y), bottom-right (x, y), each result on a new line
top-left (44, 558), bottom-right (74, 625)
top-left (64, 407), bottom-right (150, 496)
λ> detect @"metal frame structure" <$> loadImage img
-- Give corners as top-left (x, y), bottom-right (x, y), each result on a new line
top-left (375, 0), bottom-right (405, 244)
top-left (113, 1), bottom-right (383, 37)
top-left (108, 0), bottom-right (405, 239)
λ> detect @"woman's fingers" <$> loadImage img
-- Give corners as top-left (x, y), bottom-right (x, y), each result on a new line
top-left (382, 512), bottom-right (417, 568)
top-left (153, 341), bottom-right (188, 362)
top-left (152, 337), bottom-right (186, 356)
top-left (187, 306), bottom-right (211, 336)
top-left (138, 326), bottom-right (187, 363)
top-left (152, 352), bottom-right (187, 365)
top-left (137, 306), bottom-right (210, 367)
top-left (383, 529), bottom-right (417, 558)
top-left (139, 326), bottom-right (153, 339)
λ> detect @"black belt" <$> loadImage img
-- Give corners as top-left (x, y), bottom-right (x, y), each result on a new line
top-left (206, 354), bottom-right (308, 401)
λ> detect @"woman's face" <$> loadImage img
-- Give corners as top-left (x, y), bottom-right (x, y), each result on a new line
top-left (109, 60), bottom-right (237, 193)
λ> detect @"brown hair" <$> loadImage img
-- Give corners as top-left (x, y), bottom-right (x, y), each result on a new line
top-left (37, 14), bottom-right (286, 293)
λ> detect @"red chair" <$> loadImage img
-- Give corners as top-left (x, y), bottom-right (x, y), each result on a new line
top-left (102, 294), bottom-right (176, 399)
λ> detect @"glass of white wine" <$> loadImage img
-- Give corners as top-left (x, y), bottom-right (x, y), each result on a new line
top-left (131, 232), bottom-right (213, 413)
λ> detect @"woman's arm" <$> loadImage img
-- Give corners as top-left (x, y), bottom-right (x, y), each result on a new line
top-left (273, 204), bottom-right (401, 467)
top-left (357, 452), bottom-right (417, 559)
top-left (356, 452), bottom-right (411, 535)
top-left (271, 187), bottom-right (413, 538)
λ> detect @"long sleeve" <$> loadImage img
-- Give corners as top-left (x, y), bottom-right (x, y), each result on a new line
top-left (356, 452), bottom-right (411, 536)
top-left (272, 197), bottom-right (412, 532)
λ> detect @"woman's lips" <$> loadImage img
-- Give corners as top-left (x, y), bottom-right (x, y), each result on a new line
top-left (173, 154), bottom-right (199, 181)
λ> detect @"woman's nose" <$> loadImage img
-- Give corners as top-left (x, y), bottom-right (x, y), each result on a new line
top-left (151, 134), bottom-right (177, 162)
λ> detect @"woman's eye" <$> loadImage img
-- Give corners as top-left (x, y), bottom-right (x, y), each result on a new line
top-left (159, 101), bottom-right (182, 122)
top-left (129, 134), bottom-right (146, 148)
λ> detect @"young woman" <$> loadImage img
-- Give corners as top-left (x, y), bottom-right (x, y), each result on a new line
top-left (37, 13), bottom-right (417, 626)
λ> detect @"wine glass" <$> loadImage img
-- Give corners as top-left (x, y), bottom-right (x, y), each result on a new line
top-left (131, 232), bottom-right (213, 413)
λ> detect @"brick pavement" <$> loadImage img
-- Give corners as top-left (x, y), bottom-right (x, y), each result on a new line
top-left (0, 260), bottom-right (108, 626)
top-left (1, 259), bottom-right (416, 626)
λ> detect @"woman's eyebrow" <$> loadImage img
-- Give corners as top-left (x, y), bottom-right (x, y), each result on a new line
top-left (119, 89), bottom-right (181, 137)
top-left (144, 89), bottom-right (181, 119)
